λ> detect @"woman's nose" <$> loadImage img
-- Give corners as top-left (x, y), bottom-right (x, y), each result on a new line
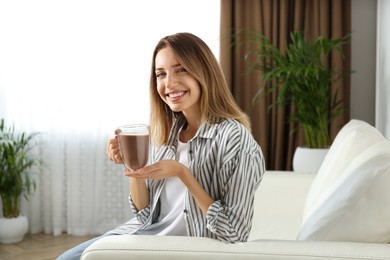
top-left (165, 73), bottom-right (177, 88)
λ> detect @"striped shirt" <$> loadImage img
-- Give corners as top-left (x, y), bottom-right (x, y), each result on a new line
top-left (108, 114), bottom-right (265, 243)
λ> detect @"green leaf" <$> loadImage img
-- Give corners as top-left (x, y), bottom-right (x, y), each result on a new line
top-left (0, 119), bottom-right (41, 217)
top-left (234, 30), bottom-right (351, 148)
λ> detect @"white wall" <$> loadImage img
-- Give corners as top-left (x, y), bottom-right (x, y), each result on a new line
top-left (376, 0), bottom-right (390, 138)
top-left (351, 0), bottom-right (377, 125)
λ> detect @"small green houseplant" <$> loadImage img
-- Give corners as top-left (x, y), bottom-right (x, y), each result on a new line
top-left (0, 118), bottom-right (39, 218)
top-left (241, 31), bottom-right (350, 148)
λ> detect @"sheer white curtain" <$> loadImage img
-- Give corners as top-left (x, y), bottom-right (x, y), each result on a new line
top-left (0, 0), bottom-right (220, 236)
top-left (376, 0), bottom-right (390, 139)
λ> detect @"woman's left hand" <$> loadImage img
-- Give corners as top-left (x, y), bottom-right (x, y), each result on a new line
top-left (124, 160), bottom-right (187, 180)
top-left (127, 159), bottom-right (214, 215)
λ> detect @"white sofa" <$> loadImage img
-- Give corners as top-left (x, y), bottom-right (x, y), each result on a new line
top-left (82, 120), bottom-right (390, 260)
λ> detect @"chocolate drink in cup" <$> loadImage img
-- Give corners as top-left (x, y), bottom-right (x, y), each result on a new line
top-left (117, 124), bottom-right (149, 170)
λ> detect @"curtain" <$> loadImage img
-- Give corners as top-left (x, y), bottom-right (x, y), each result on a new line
top-left (0, 0), bottom-right (220, 236)
top-left (18, 133), bottom-right (132, 236)
top-left (376, 0), bottom-right (390, 139)
top-left (220, 0), bottom-right (351, 170)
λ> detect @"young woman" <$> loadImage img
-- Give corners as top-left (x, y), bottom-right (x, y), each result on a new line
top-left (57, 32), bottom-right (265, 260)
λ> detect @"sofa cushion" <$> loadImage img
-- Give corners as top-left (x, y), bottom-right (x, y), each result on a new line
top-left (298, 120), bottom-right (390, 243)
top-left (81, 234), bottom-right (390, 260)
top-left (302, 119), bottom-right (385, 215)
top-left (249, 171), bottom-right (314, 241)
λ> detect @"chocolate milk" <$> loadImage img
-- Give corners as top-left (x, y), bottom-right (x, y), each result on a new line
top-left (118, 134), bottom-right (149, 170)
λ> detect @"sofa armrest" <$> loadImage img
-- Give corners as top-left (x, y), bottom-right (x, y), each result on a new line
top-left (81, 235), bottom-right (390, 260)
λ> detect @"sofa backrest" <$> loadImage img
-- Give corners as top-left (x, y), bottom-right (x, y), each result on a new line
top-left (249, 171), bottom-right (315, 241)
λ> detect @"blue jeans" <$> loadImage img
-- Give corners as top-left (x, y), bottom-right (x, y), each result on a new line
top-left (56, 234), bottom-right (113, 260)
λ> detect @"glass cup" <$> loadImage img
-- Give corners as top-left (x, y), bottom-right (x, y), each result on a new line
top-left (117, 124), bottom-right (149, 170)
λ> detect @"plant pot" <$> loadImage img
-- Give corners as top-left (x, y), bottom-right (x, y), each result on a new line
top-left (293, 147), bottom-right (329, 174)
top-left (0, 215), bottom-right (28, 244)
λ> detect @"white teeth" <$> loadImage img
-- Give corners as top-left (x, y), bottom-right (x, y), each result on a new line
top-left (168, 92), bottom-right (185, 98)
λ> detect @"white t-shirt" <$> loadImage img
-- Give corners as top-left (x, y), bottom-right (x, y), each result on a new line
top-left (136, 140), bottom-right (188, 236)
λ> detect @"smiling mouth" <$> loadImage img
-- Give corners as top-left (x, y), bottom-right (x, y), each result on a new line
top-left (167, 91), bottom-right (186, 99)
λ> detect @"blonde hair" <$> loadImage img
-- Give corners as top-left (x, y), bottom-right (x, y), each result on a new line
top-left (149, 32), bottom-right (250, 146)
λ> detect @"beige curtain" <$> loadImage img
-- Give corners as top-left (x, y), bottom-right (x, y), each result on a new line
top-left (220, 0), bottom-right (351, 170)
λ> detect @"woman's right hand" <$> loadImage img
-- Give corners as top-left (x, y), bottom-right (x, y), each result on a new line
top-left (106, 130), bottom-right (123, 164)
top-left (107, 130), bottom-right (149, 211)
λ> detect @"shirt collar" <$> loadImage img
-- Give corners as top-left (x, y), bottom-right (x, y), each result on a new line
top-left (167, 114), bottom-right (222, 147)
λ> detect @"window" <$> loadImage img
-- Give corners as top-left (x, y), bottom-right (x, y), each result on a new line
top-left (0, 0), bottom-right (221, 235)
top-left (0, 0), bottom-right (220, 134)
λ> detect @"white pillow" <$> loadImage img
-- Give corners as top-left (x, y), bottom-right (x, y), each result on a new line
top-left (297, 140), bottom-right (390, 242)
top-left (303, 120), bottom-right (385, 219)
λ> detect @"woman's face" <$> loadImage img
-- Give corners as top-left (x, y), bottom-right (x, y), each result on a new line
top-left (155, 47), bottom-right (201, 116)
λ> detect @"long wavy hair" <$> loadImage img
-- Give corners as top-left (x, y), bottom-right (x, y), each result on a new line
top-left (149, 32), bottom-right (250, 146)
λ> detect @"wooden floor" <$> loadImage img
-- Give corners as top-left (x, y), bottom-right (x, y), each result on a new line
top-left (0, 233), bottom-right (95, 260)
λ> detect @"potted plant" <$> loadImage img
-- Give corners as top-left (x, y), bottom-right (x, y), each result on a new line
top-left (239, 31), bottom-right (350, 173)
top-left (0, 118), bottom-right (40, 243)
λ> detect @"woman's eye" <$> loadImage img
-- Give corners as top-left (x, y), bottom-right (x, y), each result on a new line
top-left (177, 67), bottom-right (187, 73)
top-left (156, 72), bottom-right (165, 78)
